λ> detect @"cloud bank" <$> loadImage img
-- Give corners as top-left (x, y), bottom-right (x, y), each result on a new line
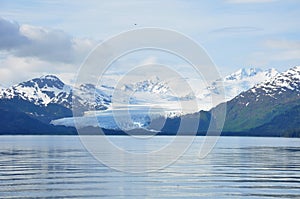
top-left (0, 18), bottom-right (97, 85)
top-left (0, 18), bottom-right (96, 64)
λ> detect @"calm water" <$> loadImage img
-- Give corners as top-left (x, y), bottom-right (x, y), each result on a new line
top-left (0, 136), bottom-right (300, 198)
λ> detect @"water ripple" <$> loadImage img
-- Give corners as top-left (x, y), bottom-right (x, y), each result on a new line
top-left (0, 136), bottom-right (300, 198)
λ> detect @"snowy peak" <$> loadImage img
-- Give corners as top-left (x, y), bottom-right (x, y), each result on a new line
top-left (223, 67), bottom-right (280, 82)
top-left (0, 75), bottom-right (112, 112)
top-left (253, 66), bottom-right (300, 95)
top-left (196, 67), bottom-right (279, 110)
top-left (122, 76), bottom-right (170, 95)
top-left (0, 75), bottom-right (70, 106)
top-left (263, 68), bottom-right (279, 78)
top-left (35, 75), bottom-right (65, 89)
top-left (232, 66), bottom-right (300, 108)
top-left (19, 75), bottom-right (65, 90)
top-left (224, 68), bottom-right (263, 81)
top-left (74, 83), bottom-right (111, 110)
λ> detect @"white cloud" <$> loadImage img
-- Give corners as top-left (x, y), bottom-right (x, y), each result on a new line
top-left (0, 18), bottom-right (97, 64)
top-left (0, 18), bottom-right (99, 86)
top-left (0, 55), bottom-right (76, 86)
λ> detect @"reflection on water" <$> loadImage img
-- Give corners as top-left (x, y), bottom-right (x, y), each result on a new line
top-left (0, 136), bottom-right (300, 198)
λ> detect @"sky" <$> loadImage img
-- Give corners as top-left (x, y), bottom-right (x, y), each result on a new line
top-left (0, 0), bottom-right (300, 86)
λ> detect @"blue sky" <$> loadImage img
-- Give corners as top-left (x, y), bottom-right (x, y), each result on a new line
top-left (0, 0), bottom-right (300, 85)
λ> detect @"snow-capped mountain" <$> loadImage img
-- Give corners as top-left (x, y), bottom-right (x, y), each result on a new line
top-left (235, 66), bottom-right (300, 107)
top-left (231, 66), bottom-right (300, 108)
top-left (122, 76), bottom-right (170, 95)
top-left (0, 75), bottom-right (71, 106)
top-left (217, 66), bottom-right (300, 133)
top-left (118, 76), bottom-right (189, 107)
top-left (195, 67), bottom-right (279, 110)
top-left (215, 67), bottom-right (279, 99)
top-left (225, 68), bottom-right (265, 81)
top-left (0, 75), bottom-right (111, 113)
top-left (73, 83), bottom-right (111, 111)
top-left (249, 66), bottom-right (300, 99)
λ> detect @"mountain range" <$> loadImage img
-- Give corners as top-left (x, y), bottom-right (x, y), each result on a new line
top-left (0, 66), bottom-right (299, 136)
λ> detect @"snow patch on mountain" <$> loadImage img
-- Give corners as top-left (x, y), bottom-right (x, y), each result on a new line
top-left (231, 66), bottom-right (300, 109)
top-left (0, 75), bottom-right (70, 106)
top-left (251, 66), bottom-right (300, 97)
top-left (0, 75), bottom-right (112, 112)
top-left (122, 76), bottom-right (170, 95)
top-left (73, 83), bottom-right (112, 111)
top-left (195, 67), bottom-right (280, 110)
top-left (224, 68), bottom-right (263, 81)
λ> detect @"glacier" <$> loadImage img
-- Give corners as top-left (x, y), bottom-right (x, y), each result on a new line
top-left (51, 105), bottom-right (167, 131)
